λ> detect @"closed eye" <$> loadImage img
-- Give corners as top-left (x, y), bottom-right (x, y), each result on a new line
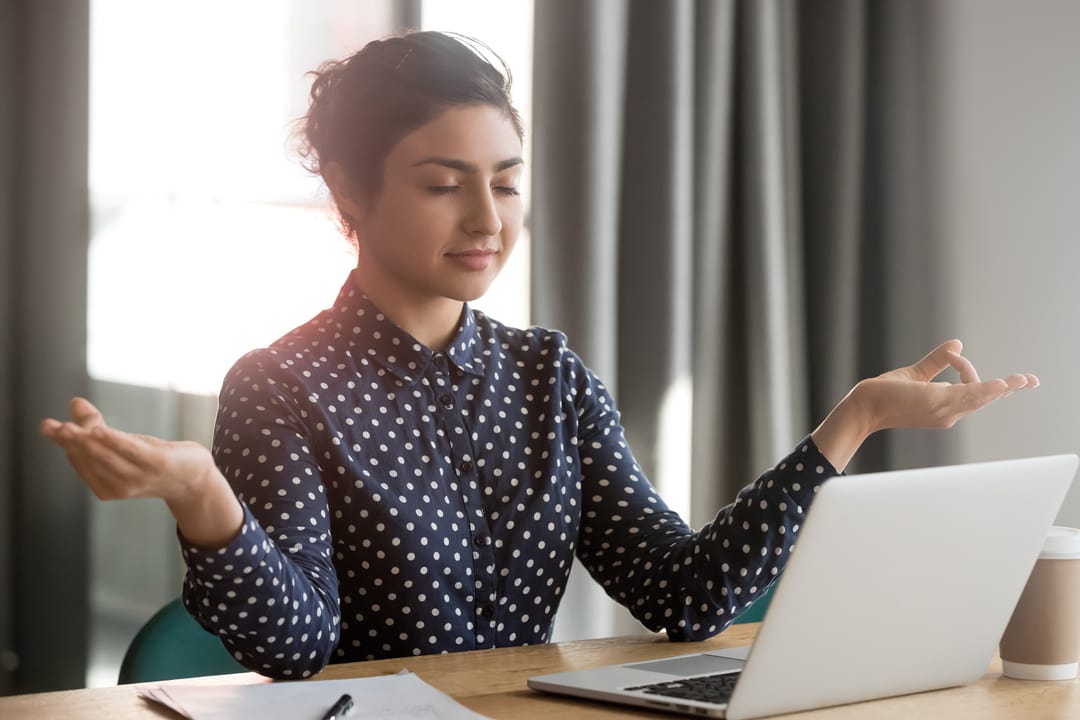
top-left (495, 186), bottom-right (520, 197)
top-left (427, 185), bottom-right (461, 195)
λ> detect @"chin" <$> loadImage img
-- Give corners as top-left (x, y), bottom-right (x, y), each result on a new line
top-left (444, 280), bottom-right (496, 304)
top-left (454, 289), bottom-right (490, 303)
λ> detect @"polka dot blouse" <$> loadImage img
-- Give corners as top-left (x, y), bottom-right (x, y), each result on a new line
top-left (179, 270), bottom-right (840, 679)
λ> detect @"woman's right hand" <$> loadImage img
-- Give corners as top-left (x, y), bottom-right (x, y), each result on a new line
top-left (40, 397), bottom-right (213, 502)
top-left (41, 397), bottom-right (244, 548)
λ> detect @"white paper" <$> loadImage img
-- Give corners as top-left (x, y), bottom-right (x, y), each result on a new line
top-left (137, 671), bottom-right (492, 720)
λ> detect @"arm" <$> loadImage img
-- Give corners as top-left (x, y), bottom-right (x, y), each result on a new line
top-left (569, 339), bottom-right (1038, 640)
top-left (567, 353), bottom-right (835, 639)
top-left (41, 355), bottom-right (342, 679)
top-left (181, 354), bottom-right (341, 678)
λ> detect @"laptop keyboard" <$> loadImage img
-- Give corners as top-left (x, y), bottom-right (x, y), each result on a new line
top-left (625, 671), bottom-right (741, 704)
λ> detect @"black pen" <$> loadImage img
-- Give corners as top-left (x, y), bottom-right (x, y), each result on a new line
top-left (321, 692), bottom-right (353, 720)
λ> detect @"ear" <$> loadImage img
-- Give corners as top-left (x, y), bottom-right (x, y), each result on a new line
top-left (324, 161), bottom-right (366, 226)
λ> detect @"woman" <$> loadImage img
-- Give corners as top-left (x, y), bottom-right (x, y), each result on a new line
top-left (41, 31), bottom-right (1036, 679)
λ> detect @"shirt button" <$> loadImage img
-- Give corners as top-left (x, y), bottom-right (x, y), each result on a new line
top-left (474, 535), bottom-right (492, 547)
top-left (439, 393), bottom-right (454, 408)
top-left (479, 604), bottom-right (495, 618)
top-left (460, 460), bottom-right (474, 473)
top-left (433, 354), bottom-right (448, 372)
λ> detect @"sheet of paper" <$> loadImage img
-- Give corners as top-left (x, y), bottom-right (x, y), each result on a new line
top-left (137, 671), bottom-right (492, 720)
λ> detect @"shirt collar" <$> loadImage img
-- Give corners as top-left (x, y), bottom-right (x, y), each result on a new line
top-left (330, 270), bottom-right (486, 384)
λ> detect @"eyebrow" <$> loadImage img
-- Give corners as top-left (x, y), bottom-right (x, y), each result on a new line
top-left (410, 156), bottom-right (524, 173)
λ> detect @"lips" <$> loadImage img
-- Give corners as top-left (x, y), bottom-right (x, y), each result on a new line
top-left (446, 248), bottom-right (497, 271)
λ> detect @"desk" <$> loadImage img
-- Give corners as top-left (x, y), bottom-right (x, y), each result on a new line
top-left (3, 623), bottom-right (1080, 719)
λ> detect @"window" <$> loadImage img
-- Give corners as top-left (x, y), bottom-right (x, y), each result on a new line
top-left (89, 0), bottom-right (534, 396)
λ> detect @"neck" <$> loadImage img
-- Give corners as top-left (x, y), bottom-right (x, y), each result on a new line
top-left (352, 265), bottom-right (464, 351)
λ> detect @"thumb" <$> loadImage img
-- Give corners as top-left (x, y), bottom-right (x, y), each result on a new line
top-left (69, 397), bottom-right (107, 430)
top-left (907, 339), bottom-right (964, 382)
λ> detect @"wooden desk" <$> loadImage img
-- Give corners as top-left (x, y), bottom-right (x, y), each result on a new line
top-left (3, 623), bottom-right (1080, 719)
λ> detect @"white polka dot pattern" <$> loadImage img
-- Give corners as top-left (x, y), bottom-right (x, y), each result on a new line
top-left (179, 270), bottom-right (838, 679)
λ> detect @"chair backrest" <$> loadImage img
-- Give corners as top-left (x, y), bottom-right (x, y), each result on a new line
top-left (117, 597), bottom-right (247, 684)
top-left (733, 583), bottom-right (774, 624)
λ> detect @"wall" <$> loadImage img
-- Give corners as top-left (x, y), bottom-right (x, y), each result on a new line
top-left (934, 0), bottom-right (1080, 522)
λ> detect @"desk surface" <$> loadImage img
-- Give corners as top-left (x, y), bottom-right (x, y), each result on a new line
top-left (3, 623), bottom-right (1080, 719)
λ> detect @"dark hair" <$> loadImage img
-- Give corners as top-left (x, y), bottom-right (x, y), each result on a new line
top-left (297, 31), bottom-right (523, 239)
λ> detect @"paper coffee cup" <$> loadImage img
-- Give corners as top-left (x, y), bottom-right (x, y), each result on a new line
top-left (1000, 526), bottom-right (1080, 680)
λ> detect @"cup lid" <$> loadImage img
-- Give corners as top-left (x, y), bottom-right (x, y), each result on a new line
top-left (1040, 526), bottom-right (1080, 559)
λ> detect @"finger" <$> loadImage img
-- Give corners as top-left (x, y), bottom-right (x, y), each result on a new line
top-left (48, 420), bottom-right (94, 450)
top-left (946, 350), bottom-right (981, 384)
top-left (942, 378), bottom-right (1005, 412)
top-left (70, 397), bottom-right (107, 430)
top-left (64, 434), bottom-right (147, 499)
top-left (956, 378), bottom-right (1011, 412)
top-left (909, 339), bottom-right (964, 382)
top-left (1008, 373), bottom-right (1030, 388)
top-left (39, 418), bottom-right (63, 437)
top-left (1001, 373), bottom-right (1031, 395)
top-left (1026, 373), bottom-right (1040, 388)
top-left (90, 426), bottom-right (159, 471)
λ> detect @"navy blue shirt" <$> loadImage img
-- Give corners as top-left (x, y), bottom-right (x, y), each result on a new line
top-left (180, 270), bottom-right (839, 678)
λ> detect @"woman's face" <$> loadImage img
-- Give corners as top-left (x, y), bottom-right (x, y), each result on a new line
top-left (348, 104), bottom-right (524, 307)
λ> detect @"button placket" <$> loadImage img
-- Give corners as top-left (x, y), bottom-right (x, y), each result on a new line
top-left (434, 361), bottom-right (496, 647)
top-left (433, 361), bottom-right (455, 410)
top-left (469, 517), bottom-right (498, 647)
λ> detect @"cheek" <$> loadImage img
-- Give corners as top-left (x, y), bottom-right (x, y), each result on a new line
top-left (500, 202), bottom-right (525, 237)
top-left (379, 194), bottom-right (449, 240)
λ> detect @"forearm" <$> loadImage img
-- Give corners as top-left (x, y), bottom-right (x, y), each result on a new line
top-left (579, 436), bottom-right (837, 640)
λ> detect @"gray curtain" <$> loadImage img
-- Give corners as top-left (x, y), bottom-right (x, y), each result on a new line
top-left (532, 0), bottom-right (949, 640)
top-left (0, 0), bottom-right (91, 694)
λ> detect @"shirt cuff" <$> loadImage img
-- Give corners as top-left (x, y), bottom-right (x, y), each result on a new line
top-left (177, 504), bottom-right (273, 593)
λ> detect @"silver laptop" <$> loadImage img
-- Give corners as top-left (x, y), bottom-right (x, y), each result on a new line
top-left (529, 454), bottom-right (1079, 719)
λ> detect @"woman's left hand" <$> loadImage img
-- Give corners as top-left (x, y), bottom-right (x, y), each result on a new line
top-left (811, 339), bottom-right (1038, 471)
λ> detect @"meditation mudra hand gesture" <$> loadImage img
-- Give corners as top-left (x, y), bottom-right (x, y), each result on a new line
top-left (811, 338), bottom-right (1037, 470)
top-left (37, 31), bottom-right (1039, 678)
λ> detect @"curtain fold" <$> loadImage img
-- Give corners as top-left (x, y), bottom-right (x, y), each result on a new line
top-left (532, 0), bottom-right (637, 641)
top-left (532, 0), bottom-right (947, 642)
top-left (0, 0), bottom-right (91, 694)
top-left (531, 0), bottom-right (628, 381)
top-left (0, 0), bottom-right (12, 697)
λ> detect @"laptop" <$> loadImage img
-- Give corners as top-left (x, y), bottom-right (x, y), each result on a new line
top-left (529, 454), bottom-right (1079, 719)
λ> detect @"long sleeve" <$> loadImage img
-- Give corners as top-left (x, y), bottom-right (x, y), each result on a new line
top-left (567, 350), bottom-right (839, 639)
top-left (180, 351), bottom-right (341, 679)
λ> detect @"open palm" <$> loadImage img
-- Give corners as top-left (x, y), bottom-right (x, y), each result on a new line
top-left (857, 339), bottom-right (1036, 432)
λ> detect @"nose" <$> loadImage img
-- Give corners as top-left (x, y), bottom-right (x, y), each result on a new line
top-left (464, 187), bottom-right (502, 237)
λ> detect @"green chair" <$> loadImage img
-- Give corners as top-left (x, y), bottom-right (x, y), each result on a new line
top-left (117, 597), bottom-right (247, 684)
top-left (733, 583), bottom-right (775, 624)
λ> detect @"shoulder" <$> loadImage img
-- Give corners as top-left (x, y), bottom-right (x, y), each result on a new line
top-left (471, 310), bottom-right (604, 395)
top-left (471, 308), bottom-right (568, 353)
top-left (218, 307), bottom-right (339, 399)
top-left (472, 310), bottom-right (582, 365)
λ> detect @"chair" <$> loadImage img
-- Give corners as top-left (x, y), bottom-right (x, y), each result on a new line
top-left (117, 597), bottom-right (247, 683)
top-left (732, 583), bottom-right (775, 624)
